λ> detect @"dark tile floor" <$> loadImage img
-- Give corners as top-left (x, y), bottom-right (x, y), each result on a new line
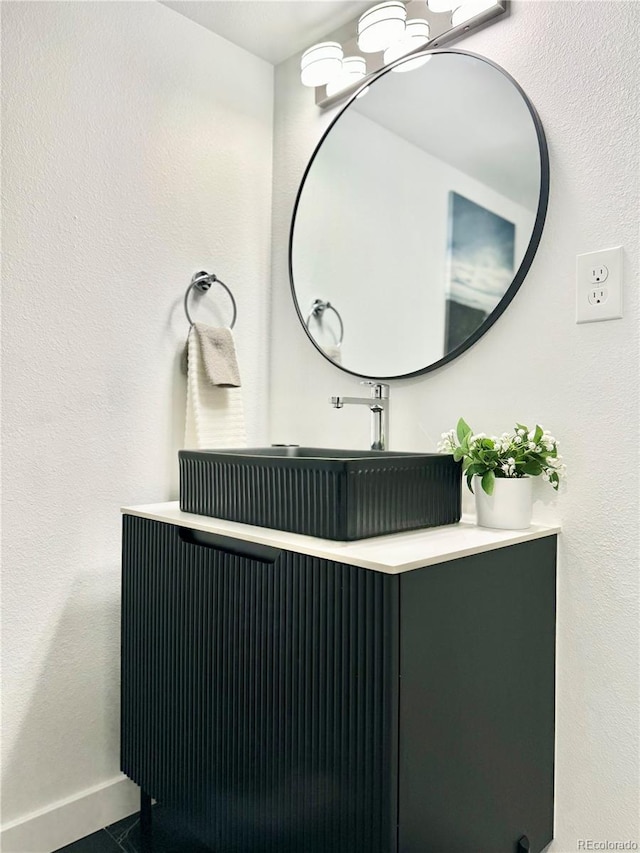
top-left (54, 807), bottom-right (213, 853)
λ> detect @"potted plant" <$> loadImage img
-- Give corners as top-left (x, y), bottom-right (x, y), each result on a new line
top-left (438, 418), bottom-right (565, 529)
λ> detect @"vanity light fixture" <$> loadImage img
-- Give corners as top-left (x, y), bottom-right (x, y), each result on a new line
top-left (383, 17), bottom-right (431, 71)
top-left (357, 1), bottom-right (407, 53)
top-left (301, 0), bottom-right (508, 108)
top-left (300, 41), bottom-right (343, 87)
top-left (326, 56), bottom-right (368, 97)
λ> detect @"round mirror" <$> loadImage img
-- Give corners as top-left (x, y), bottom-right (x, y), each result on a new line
top-left (289, 50), bottom-right (549, 379)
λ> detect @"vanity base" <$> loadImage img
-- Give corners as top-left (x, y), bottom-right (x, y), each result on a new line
top-left (121, 515), bottom-right (555, 852)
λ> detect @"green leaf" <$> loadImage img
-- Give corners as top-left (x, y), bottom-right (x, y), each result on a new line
top-left (466, 473), bottom-right (475, 494)
top-left (522, 461), bottom-right (542, 476)
top-left (481, 470), bottom-right (495, 495)
top-left (466, 463), bottom-right (485, 476)
top-left (453, 447), bottom-right (464, 462)
top-left (456, 418), bottom-right (472, 445)
top-left (534, 424), bottom-right (543, 444)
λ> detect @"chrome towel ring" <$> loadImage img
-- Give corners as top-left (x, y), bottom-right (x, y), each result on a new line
top-left (305, 298), bottom-right (344, 346)
top-left (184, 271), bottom-right (237, 329)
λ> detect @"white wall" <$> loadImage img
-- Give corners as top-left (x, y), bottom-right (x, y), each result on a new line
top-left (1, 2), bottom-right (273, 848)
top-left (270, 1), bottom-right (640, 848)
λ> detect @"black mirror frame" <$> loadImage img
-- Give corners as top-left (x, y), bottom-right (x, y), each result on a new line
top-left (288, 49), bottom-right (550, 381)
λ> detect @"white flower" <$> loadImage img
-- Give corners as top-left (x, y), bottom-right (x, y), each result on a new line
top-left (437, 429), bottom-right (456, 452)
top-left (548, 455), bottom-right (566, 469)
top-left (508, 457), bottom-right (515, 465)
top-left (514, 436), bottom-right (522, 444)
top-left (517, 428), bottom-right (526, 436)
top-left (528, 441), bottom-right (537, 450)
top-left (528, 430), bottom-right (536, 441)
top-left (542, 471), bottom-right (550, 481)
top-left (547, 457), bottom-right (566, 478)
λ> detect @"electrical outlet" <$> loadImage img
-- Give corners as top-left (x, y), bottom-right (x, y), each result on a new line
top-left (588, 286), bottom-right (608, 305)
top-left (589, 265), bottom-right (608, 284)
top-left (576, 247), bottom-right (623, 323)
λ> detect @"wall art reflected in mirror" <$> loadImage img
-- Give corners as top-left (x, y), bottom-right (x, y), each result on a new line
top-left (289, 50), bottom-right (549, 379)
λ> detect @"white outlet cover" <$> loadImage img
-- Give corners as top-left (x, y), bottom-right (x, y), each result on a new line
top-left (576, 246), bottom-right (623, 323)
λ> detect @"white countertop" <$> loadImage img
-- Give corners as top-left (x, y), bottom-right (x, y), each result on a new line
top-left (121, 502), bottom-right (560, 575)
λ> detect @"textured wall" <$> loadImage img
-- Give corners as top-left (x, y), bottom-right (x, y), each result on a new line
top-left (1, 0), bottom-right (273, 827)
top-left (270, 1), bottom-right (640, 848)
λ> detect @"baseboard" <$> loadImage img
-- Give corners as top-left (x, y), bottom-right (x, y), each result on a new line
top-left (1, 774), bottom-right (140, 853)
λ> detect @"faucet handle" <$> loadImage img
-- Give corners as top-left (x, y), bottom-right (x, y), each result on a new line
top-left (360, 381), bottom-right (390, 399)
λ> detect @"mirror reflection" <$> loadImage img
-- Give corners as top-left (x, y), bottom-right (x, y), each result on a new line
top-left (290, 50), bottom-right (548, 378)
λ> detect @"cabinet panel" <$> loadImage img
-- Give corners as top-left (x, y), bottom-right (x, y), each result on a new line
top-left (121, 515), bottom-right (399, 853)
top-left (398, 538), bottom-right (556, 853)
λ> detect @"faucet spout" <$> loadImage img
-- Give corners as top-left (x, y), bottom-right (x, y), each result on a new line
top-left (329, 382), bottom-right (390, 451)
top-left (329, 395), bottom-right (371, 407)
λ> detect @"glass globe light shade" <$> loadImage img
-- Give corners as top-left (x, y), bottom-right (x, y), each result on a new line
top-left (300, 42), bottom-right (343, 87)
top-left (383, 18), bottom-right (430, 71)
top-left (325, 56), bottom-right (367, 96)
top-left (427, 0), bottom-right (456, 11)
top-left (357, 1), bottom-right (407, 53)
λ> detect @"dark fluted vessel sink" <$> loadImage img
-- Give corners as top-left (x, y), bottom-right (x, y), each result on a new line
top-left (179, 447), bottom-right (461, 542)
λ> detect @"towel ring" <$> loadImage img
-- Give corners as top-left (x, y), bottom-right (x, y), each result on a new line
top-left (305, 298), bottom-right (344, 346)
top-left (184, 271), bottom-right (237, 329)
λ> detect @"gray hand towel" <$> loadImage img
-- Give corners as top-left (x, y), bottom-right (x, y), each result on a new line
top-left (192, 323), bottom-right (242, 388)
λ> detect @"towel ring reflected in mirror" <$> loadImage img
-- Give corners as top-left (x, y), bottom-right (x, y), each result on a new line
top-left (184, 270), bottom-right (238, 329)
top-left (305, 298), bottom-right (344, 346)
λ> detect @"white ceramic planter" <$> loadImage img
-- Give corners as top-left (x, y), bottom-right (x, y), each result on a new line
top-left (473, 475), bottom-right (533, 530)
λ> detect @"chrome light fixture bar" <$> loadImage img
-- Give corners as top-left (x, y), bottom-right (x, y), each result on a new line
top-left (302, 0), bottom-right (508, 108)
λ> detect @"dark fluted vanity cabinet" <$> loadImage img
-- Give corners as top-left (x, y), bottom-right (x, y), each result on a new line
top-left (121, 513), bottom-right (556, 853)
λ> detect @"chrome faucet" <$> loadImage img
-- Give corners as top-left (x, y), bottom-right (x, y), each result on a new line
top-left (330, 381), bottom-right (390, 451)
